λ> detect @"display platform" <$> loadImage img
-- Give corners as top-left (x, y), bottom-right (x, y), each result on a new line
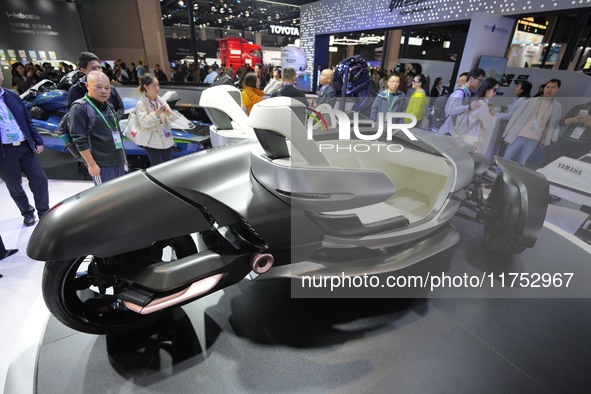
top-left (35, 218), bottom-right (591, 393)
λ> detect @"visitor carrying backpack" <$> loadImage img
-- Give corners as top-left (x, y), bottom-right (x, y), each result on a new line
top-left (55, 97), bottom-right (114, 160)
top-left (430, 93), bottom-right (450, 131)
top-left (432, 87), bottom-right (471, 133)
top-left (55, 98), bottom-right (96, 160)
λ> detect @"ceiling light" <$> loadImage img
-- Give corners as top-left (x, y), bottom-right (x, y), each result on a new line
top-left (178, 1), bottom-right (184, 6)
top-left (400, 36), bottom-right (423, 46)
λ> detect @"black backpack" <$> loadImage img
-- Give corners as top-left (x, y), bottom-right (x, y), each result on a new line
top-left (430, 88), bottom-right (469, 130)
top-left (55, 98), bottom-right (98, 160)
top-left (430, 93), bottom-right (450, 130)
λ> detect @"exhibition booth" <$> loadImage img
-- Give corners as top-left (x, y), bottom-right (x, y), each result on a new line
top-left (2, 0), bottom-right (591, 393)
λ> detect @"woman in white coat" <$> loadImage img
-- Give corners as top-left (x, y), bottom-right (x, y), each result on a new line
top-left (135, 73), bottom-right (179, 166)
top-left (454, 77), bottom-right (499, 154)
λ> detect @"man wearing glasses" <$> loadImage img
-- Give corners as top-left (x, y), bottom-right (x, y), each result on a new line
top-left (69, 71), bottom-right (127, 184)
top-left (455, 72), bottom-right (468, 90)
top-left (68, 52), bottom-right (125, 121)
top-left (437, 68), bottom-right (486, 135)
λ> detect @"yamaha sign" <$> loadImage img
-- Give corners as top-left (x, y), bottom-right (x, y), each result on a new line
top-left (269, 25), bottom-right (299, 36)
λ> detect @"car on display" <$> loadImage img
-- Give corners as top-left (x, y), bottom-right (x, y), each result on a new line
top-left (27, 87), bottom-right (550, 335)
top-left (21, 79), bottom-right (207, 168)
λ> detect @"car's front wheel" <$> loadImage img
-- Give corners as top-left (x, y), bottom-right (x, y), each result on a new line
top-left (42, 235), bottom-right (197, 335)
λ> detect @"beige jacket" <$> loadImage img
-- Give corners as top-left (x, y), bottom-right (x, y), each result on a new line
top-left (134, 95), bottom-right (179, 149)
top-left (503, 97), bottom-right (561, 146)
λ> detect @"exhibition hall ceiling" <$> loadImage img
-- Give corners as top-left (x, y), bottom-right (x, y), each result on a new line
top-left (160, 0), bottom-right (313, 31)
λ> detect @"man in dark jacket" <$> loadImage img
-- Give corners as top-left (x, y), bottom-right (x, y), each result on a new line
top-left (0, 72), bottom-right (49, 226)
top-left (312, 68), bottom-right (337, 108)
top-left (543, 98), bottom-right (591, 165)
top-left (370, 73), bottom-right (407, 123)
top-left (154, 64), bottom-right (168, 83)
top-left (271, 67), bottom-right (308, 123)
top-left (70, 71), bottom-right (127, 184)
top-left (68, 52), bottom-right (125, 120)
top-left (271, 67), bottom-right (307, 102)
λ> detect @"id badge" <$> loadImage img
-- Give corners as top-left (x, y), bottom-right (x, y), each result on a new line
top-left (530, 120), bottom-right (540, 131)
top-left (112, 131), bottom-right (123, 149)
top-left (164, 129), bottom-right (172, 138)
top-left (571, 126), bottom-right (585, 140)
top-left (6, 131), bottom-right (19, 142)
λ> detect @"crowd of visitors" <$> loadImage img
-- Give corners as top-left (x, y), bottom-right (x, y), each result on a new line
top-left (5, 51), bottom-right (587, 196)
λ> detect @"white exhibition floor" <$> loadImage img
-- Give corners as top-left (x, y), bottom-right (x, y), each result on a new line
top-left (0, 177), bottom-right (590, 393)
top-left (0, 178), bottom-right (92, 394)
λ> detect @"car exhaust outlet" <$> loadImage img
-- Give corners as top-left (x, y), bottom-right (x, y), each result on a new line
top-left (123, 273), bottom-right (224, 315)
top-left (251, 253), bottom-right (274, 274)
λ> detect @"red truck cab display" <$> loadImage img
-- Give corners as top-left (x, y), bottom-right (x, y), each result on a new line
top-left (219, 37), bottom-right (263, 72)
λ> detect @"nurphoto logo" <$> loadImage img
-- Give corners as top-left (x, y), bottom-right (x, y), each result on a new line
top-left (306, 109), bottom-right (418, 153)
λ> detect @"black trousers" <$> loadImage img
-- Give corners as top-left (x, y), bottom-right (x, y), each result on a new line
top-left (144, 146), bottom-right (173, 167)
top-left (0, 144), bottom-right (49, 217)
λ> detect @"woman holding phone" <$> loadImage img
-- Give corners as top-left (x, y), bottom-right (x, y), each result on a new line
top-left (135, 73), bottom-right (179, 166)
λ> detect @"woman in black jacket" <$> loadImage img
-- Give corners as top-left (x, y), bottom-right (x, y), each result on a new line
top-left (11, 62), bottom-right (33, 94)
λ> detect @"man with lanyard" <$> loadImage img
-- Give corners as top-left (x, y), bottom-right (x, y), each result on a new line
top-left (0, 71), bottom-right (49, 226)
top-left (70, 71), bottom-right (127, 184)
top-left (501, 79), bottom-right (562, 168)
top-left (437, 68), bottom-right (486, 136)
top-left (370, 73), bottom-right (407, 124)
top-left (68, 52), bottom-right (125, 121)
top-left (543, 97), bottom-right (591, 165)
